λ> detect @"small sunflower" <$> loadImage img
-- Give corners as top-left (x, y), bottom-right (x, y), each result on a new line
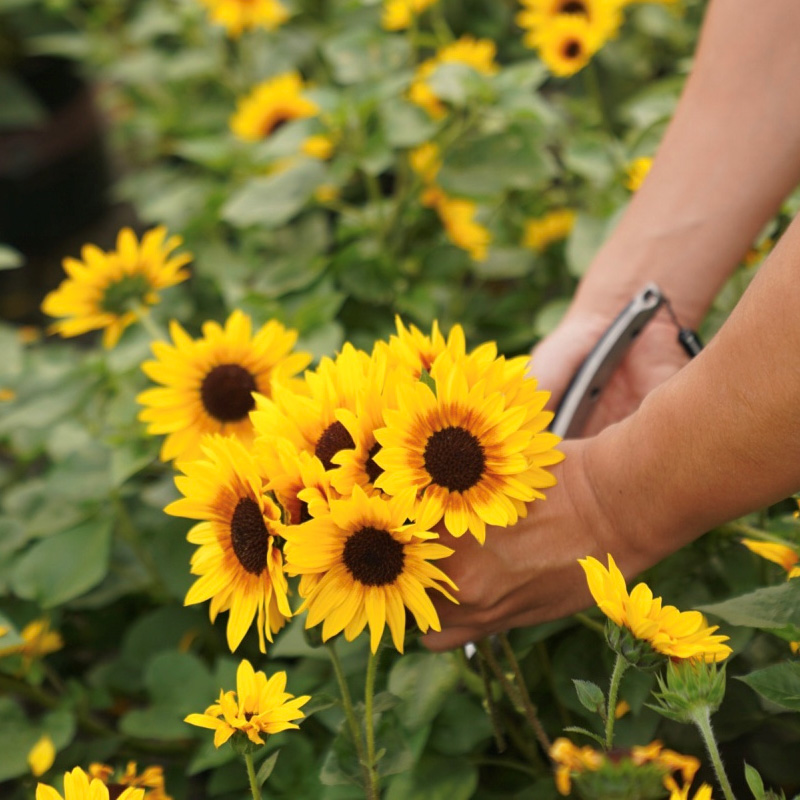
top-left (382, 0), bottom-right (439, 31)
top-left (375, 355), bottom-right (559, 542)
top-left (230, 72), bottom-right (318, 142)
top-left (88, 763), bottom-right (171, 800)
top-left (283, 486), bottom-right (457, 652)
top-left (408, 141), bottom-right (442, 186)
top-left (433, 194), bottom-right (491, 261)
top-left (185, 658), bottom-right (309, 748)
top-left (579, 555), bottom-right (732, 662)
top-left (626, 155), bottom-right (653, 191)
top-left (36, 768), bottom-right (144, 800)
top-left (517, 0), bottom-right (622, 46)
top-left (301, 133), bottom-right (336, 160)
top-left (409, 36), bottom-right (499, 119)
top-left (521, 208), bottom-right (576, 252)
top-left (137, 310), bottom-right (310, 463)
top-left (670, 785), bottom-right (714, 800)
top-left (741, 538), bottom-right (799, 573)
top-left (550, 737), bottom-right (701, 798)
top-left (198, 0), bottom-right (289, 38)
top-left (533, 14), bottom-right (602, 76)
top-left (41, 227), bottom-right (191, 349)
top-left (165, 435), bottom-right (291, 652)
top-left (251, 343), bottom-right (373, 472)
top-left (28, 735), bottom-right (55, 777)
top-left (0, 618), bottom-right (63, 663)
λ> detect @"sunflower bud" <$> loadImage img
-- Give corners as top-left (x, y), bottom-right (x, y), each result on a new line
top-left (605, 622), bottom-right (665, 671)
top-left (650, 659), bottom-right (726, 723)
top-left (572, 759), bottom-right (668, 800)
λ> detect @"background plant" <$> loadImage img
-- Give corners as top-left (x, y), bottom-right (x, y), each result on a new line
top-left (3, 0), bottom-right (800, 798)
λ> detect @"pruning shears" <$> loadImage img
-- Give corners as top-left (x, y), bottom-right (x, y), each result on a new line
top-left (550, 282), bottom-right (703, 439)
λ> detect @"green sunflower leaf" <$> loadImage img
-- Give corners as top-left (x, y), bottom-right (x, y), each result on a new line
top-left (11, 517), bottom-right (112, 607)
top-left (573, 679), bottom-right (606, 717)
top-left (737, 661), bottom-right (800, 712)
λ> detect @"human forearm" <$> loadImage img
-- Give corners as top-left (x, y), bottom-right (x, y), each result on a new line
top-left (574, 0), bottom-right (800, 328)
top-left (588, 212), bottom-right (800, 575)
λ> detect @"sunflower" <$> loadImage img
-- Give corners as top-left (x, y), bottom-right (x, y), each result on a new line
top-left (532, 14), bottom-right (603, 76)
top-left (521, 208), bottom-right (576, 252)
top-left (433, 194), bottom-right (491, 261)
top-left (36, 768), bottom-right (144, 800)
top-left (165, 435), bottom-right (291, 652)
top-left (408, 141), bottom-right (442, 186)
top-left (257, 436), bottom-right (337, 526)
top-left (185, 658), bottom-right (309, 747)
top-left (374, 354), bottom-right (560, 542)
top-left (626, 155), bottom-right (653, 191)
top-left (198, 0), bottom-right (289, 37)
top-left (88, 763), bottom-right (171, 800)
top-left (251, 342), bottom-right (373, 472)
top-left (550, 737), bottom-right (701, 798)
top-left (381, 0), bottom-right (439, 31)
top-left (579, 555), bottom-right (732, 662)
top-left (28, 735), bottom-right (55, 777)
top-left (741, 538), bottom-right (799, 573)
top-left (409, 36), bottom-right (499, 119)
top-left (0, 618), bottom-right (63, 663)
top-left (230, 72), bottom-right (318, 142)
top-left (283, 486), bottom-right (456, 652)
top-left (41, 227), bottom-right (191, 349)
top-left (137, 310), bottom-right (310, 463)
top-left (301, 134), bottom-right (336, 160)
top-left (516, 0), bottom-right (622, 47)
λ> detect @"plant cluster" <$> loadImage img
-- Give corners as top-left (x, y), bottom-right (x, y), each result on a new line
top-left (3, 0), bottom-right (800, 799)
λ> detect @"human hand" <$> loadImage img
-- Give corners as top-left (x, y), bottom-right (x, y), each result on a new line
top-left (530, 310), bottom-right (690, 437)
top-left (422, 438), bottom-right (649, 651)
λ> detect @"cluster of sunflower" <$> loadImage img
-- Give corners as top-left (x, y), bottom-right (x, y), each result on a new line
top-left (137, 289), bottom-right (563, 655)
top-left (517, 0), bottom-right (679, 77)
top-left (188, 0), bottom-right (670, 270)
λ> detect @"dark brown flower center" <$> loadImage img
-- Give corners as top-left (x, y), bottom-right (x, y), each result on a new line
top-left (230, 497), bottom-right (269, 575)
top-left (423, 425), bottom-right (485, 492)
top-left (315, 421), bottom-right (355, 470)
top-left (365, 442), bottom-right (383, 485)
top-left (342, 526), bottom-right (405, 587)
top-left (264, 114), bottom-right (292, 137)
top-left (107, 787), bottom-right (127, 800)
top-left (558, 0), bottom-right (588, 14)
top-left (200, 364), bottom-right (257, 422)
top-left (563, 39), bottom-right (582, 59)
top-left (299, 501), bottom-right (312, 523)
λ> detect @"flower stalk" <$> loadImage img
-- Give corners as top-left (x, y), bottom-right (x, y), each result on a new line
top-left (691, 705), bottom-right (737, 800)
top-left (364, 648), bottom-right (381, 798)
top-left (326, 641), bottom-right (372, 796)
top-left (244, 752), bottom-right (263, 800)
top-left (604, 652), bottom-right (628, 750)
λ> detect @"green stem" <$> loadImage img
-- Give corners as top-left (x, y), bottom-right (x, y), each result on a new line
top-left (691, 706), bottom-right (737, 800)
top-left (134, 306), bottom-right (167, 342)
top-left (244, 752), bottom-right (263, 800)
top-left (474, 647), bottom-right (506, 752)
top-left (326, 641), bottom-right (371, 795)
top-left (604, 653), bottom-right (628, 750)
top-left (536, 642), bottom-right (571, 729)
top-left (574, 612), bottom-right (606, 636)
top-left (364, 649), bottom-right (380, 799)
top-left (498, 632), bottom-right (552, 756)
top-left (583, 60), bottom-right (616, 142)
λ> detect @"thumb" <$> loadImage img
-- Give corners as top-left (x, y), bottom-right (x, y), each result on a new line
top-left (528, 316), bottom-right (606, 409)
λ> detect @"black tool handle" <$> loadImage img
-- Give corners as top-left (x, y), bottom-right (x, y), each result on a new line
top-left (550, 283), bottom-right (664, 439)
